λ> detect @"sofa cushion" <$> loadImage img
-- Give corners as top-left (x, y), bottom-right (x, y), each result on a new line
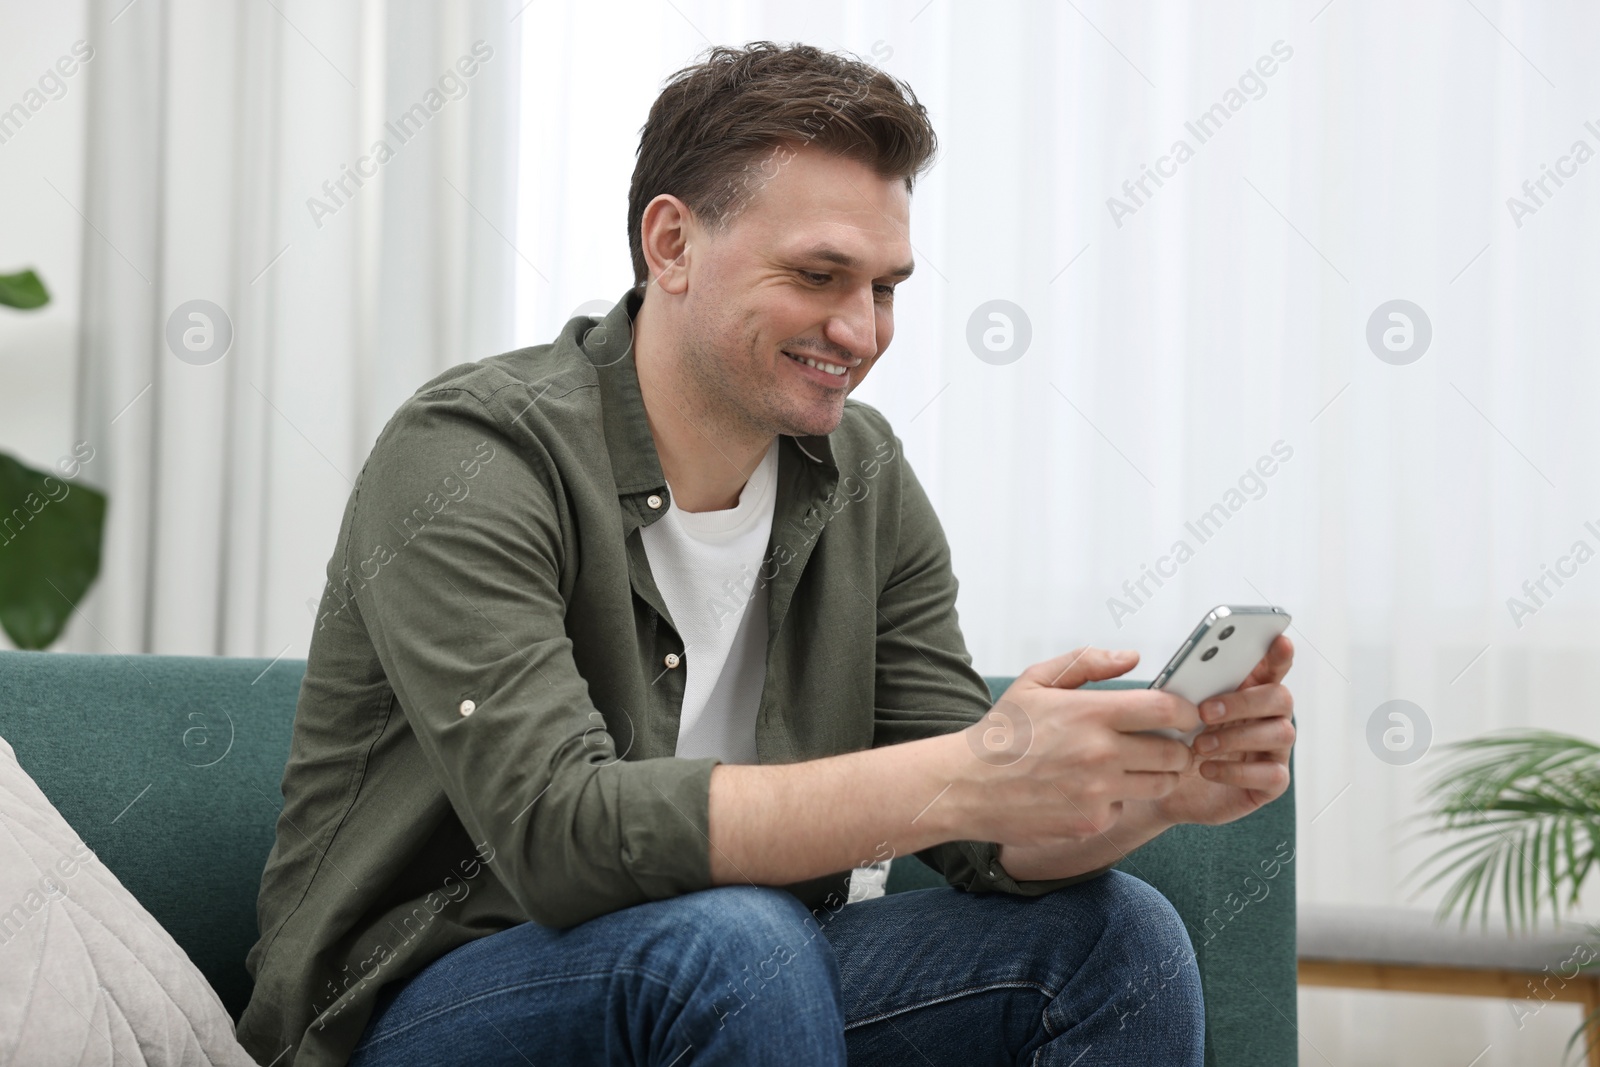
top-left (0, 733), bottom-right (256, 1065)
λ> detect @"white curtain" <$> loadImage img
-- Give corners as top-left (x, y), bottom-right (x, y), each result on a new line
top-left (34, 0), bottom-right (1600, 1060)
top-left (512, 2), bottom-right (1600, 1064)
top-left (68, 0), bottom-right (522, 660)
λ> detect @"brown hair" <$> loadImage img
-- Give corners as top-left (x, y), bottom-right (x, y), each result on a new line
top-left (627, 41), bottom-right (938, 287)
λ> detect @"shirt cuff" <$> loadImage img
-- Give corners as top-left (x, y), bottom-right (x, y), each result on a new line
top-left (926, 839), bottom-right (1116, 896)
top-left (615, 755), bottom-right (723, 900)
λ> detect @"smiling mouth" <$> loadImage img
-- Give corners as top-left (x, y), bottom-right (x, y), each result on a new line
top-left (783, 350), bottom-right (851, 377)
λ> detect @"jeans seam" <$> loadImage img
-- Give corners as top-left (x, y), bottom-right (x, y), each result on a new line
top-left (844, 978), bottom-right (1054, 1031)
top-left (352, 964), bottom-right (688, 1054)
top-left (1039, 878), bottom-right (1123, 1043)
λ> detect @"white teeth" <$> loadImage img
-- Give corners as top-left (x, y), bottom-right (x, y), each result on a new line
top-left (787, 351), bottom-right (847, 376)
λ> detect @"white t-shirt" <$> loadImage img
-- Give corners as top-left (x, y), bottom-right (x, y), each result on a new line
top-left (640, 438), bottom-right (889, 901)
top-left (640, 439), bottom-right (780, 765)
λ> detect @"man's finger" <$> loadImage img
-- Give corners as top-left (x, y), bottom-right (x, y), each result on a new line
top-left (1191, 716), bottom-right (1296, 757)
top-left (1115, 730), bottom-right (1195, 773)
top-left (1199, 681), bottom-right (1293, 726)
top-left (1120, 770), bottom-right (1182, 800)
top-left (1238, 634), bottom-right (1294, 690)
top-left (1020, 646), bottom-right (1141, 690)
top-left (1097, 689), bottom-right (1203, 736)
top-left (1198, 756), bottom-right (1290, 794)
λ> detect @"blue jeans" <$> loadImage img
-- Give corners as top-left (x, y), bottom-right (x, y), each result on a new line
top-left (347, 869), bottom-right (1204, 1066)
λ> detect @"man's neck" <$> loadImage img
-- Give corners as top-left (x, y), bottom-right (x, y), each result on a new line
top-left (633, 296), bottom-right (774, 513)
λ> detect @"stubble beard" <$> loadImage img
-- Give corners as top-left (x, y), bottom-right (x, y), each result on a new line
top-left (679, 322), bottom-right (841, 444)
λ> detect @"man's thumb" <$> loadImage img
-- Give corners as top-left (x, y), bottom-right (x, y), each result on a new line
top-left (1022, 646), bottom-right (1140, 690)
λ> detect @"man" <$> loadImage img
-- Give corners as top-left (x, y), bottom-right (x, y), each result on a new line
top-left (239, 41), bottom-right (1295, 1067)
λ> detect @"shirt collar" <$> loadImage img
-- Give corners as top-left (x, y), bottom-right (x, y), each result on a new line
top-left (584, 286), bottom-right (840, 518)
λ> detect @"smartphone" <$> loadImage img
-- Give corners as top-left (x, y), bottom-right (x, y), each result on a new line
top-left (1144, 605), bottom-right (1291, 744)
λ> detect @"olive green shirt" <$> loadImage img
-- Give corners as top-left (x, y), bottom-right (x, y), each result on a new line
top-left (238, 285), bottom-right (1110, 1067)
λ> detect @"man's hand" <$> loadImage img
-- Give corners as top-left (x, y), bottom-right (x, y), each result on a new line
top-left (1149, 634), bottom-right (1296, 827)
top-left (983, 638), bottom-right (1295, 884)
top-left (951, 646), bottom-right (1199, 857)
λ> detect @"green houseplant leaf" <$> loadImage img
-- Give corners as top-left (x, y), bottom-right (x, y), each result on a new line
top-left (0, 269), bottom-right (50, 309)
top-left (1409, 729), bottom-right (1600, 1062)
top-left (1409, 729), bottom-right (1600, 932)
top-left (1, 265), bottom-right (108, 649)
top-left (0, 452), bottom-right (107, 649)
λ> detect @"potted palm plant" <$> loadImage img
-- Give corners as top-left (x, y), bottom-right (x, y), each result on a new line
top-left (0, 267), bottom-right (107, 649)
top-left (1412, 729), bottom-right (1600, 1062)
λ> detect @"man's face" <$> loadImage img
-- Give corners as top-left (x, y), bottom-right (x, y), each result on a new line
top-left (671, 143), bottom-right (913, 438)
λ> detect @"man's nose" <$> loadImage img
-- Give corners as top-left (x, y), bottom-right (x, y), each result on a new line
top-left (825, 286), bottom-right (878, 362)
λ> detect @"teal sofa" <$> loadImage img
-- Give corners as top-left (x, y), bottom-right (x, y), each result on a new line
top-left (0, 651), bottom-right (1297, 1065)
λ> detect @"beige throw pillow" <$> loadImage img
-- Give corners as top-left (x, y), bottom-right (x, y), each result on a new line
top-left (0, 734), bottom-right (257, 1066)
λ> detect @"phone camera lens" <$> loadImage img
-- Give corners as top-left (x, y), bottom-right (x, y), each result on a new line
top-left (1201, 647), bottom-right (1219, 661)
top-left (1218, 626), bottom-right (1235, 640)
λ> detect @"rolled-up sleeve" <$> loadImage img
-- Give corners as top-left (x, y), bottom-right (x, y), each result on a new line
top-left (869, 432), bottom-right (1113, 894)
top-left (345, 388), bottom-right (720, 929)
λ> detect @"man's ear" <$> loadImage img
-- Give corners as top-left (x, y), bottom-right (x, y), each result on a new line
top-left (640, 194), bottom-right (692, 296)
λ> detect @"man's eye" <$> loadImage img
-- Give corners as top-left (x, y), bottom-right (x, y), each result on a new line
top-left (801, 271), bottom-right (831, 284)
top-left (874, 284), bottom-right (896, 300)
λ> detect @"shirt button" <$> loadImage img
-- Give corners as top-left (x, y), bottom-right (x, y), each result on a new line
top-left (458, 699), bottom-right (476, 717)
top-left (663, 653), bottom-right (681, 669)
top-left (646, 494), bottom-right (664, 510)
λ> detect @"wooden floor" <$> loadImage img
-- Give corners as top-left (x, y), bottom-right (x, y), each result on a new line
top-left (1299, 959), bottom-right (1600, 1067)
